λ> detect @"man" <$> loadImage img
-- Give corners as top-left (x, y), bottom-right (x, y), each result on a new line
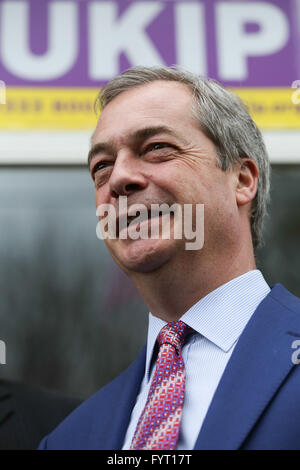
top-left (39, 66), bottom-right (300, 450)
top-left (0, 378), bottom-right (81, 449)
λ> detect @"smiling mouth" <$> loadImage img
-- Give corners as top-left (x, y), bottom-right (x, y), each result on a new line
top-left (117, 209), bottom-right (171, 237)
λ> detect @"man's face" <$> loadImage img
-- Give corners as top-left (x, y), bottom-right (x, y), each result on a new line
top-left (89, 81), bottom-right (239, 276)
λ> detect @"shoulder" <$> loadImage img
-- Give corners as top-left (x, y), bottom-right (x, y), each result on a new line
top-left (268, 284), bottom-right (300, 316)
top-left (266, 284), bottom-right (300, 331)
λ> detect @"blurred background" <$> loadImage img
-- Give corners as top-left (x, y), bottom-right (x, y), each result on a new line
top-left (0, 0), bottom-right (299, 399)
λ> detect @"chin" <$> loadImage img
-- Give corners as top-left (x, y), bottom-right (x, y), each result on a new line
top-left (110, 238), bottom-right (176, 274)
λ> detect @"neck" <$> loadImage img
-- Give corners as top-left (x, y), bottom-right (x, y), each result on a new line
top-left (129, 242), bottom-right (256, 322)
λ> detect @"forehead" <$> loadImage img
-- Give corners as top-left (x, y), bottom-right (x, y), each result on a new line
top-left (92, 81), bottom-right (195, 144)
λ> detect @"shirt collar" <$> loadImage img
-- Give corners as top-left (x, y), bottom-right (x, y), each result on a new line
top-left (145, 270), bottom-right (270, 381)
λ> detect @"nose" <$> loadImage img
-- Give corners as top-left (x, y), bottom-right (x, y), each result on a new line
top-left (109, 151), bottom-right (148, 199)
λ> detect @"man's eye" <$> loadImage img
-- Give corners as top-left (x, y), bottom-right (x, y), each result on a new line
top-left (147, 142), bottom-right (171, 152)
top-left (92, 161), bottom-right (108, 176)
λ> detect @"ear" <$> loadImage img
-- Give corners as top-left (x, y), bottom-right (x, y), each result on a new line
top-left (235, 158), bottom-right (259, 207)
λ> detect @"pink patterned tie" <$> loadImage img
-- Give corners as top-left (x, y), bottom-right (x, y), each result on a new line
top-left (130, 321), bottom-right (192, 450)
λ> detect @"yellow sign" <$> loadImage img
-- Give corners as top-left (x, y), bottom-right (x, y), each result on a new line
top-left (234, 88), bottom-right (300, 130)
top-left (0, 87), bottom-right (299, 130)
top-left (0, 87), bottom-right (99, 130)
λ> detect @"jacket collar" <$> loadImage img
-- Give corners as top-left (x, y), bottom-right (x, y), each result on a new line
top-left (194, 284), bottom-right (300, 449)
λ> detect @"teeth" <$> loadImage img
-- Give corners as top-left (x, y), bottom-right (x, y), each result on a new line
top-left (119, 208), bottom-right (171, 232)
top-left (127, 216), bottom-right (136, 227)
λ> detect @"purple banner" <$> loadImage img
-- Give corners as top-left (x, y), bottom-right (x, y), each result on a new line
top-left (0, 0), bottom-right (299, 87)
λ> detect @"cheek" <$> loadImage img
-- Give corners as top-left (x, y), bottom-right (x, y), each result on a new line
top-left (95, 187), bottom-right (109, 207)
top-left (95, 193), bottom-right (102, 213)
top-left (206, 181), bottom-right (238, 232)
top-left (95, 191), bottom-right (101, 206)
top-left (154, 164), bottom-right (195, 193)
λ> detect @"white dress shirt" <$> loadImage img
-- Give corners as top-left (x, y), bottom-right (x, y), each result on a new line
top-left (122, 270), bottom-right (270, 450)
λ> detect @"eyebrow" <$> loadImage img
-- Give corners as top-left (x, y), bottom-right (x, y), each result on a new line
top-left (88, 142), bottom-right (114, 168)
top-left (87, 125), bottom-right (179, 167)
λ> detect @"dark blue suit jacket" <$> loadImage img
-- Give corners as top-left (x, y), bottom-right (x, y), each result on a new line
top-left (38, 284), bottom-right (300, 449)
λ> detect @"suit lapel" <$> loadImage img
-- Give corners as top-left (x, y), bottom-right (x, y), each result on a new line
top-left (194, 284), bottom-right (299, 449)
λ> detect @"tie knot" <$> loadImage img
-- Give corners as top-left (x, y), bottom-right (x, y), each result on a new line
top-left (157, 321), bottom-right (192, 353)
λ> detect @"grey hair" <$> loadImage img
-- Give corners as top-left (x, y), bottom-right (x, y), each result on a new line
top-left (95, 66), bottom-right (270, 249)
